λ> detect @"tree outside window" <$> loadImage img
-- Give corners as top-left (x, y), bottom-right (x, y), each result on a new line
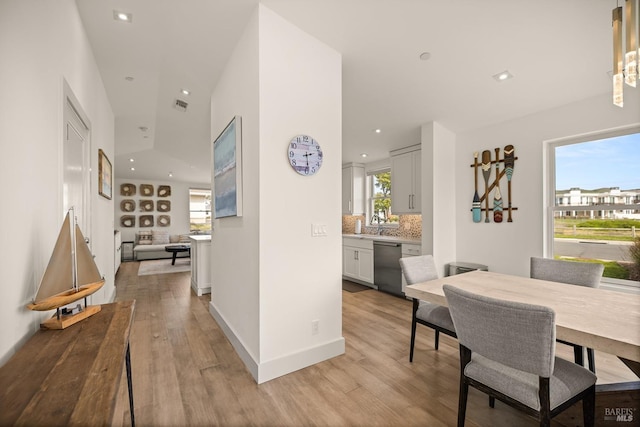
top-left (370, 171), bottom-right (398, 224)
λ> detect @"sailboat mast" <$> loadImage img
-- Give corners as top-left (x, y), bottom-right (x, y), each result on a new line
top-left (69, 207), bottom-right (78, 292)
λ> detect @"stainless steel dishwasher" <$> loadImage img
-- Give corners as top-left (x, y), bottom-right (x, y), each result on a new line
top-left (373, 241), bottom-right (403, 296)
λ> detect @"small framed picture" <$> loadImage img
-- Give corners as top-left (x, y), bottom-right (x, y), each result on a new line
top-left (98, 149), bottom-right (112, 200)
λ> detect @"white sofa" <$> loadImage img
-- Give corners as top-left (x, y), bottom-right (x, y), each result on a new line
top-left (133, 230), bottom-right (191, 261)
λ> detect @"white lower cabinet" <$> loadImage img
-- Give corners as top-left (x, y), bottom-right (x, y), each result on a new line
top-left (342, 238), bottom-right (374, 284)
top-left (190, 236), bottom-right (212, 296)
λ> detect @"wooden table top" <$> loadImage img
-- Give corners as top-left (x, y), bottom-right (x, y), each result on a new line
top-left (0, 300), bottom-right (135, 426)
top-left (405, 270), bottom-right (640, 364)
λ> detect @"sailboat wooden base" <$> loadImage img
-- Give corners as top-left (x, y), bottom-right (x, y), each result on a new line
top-left (41, 304), bottom-right (102, 330)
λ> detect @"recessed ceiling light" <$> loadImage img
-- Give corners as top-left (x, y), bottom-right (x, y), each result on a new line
top-left (168, 172), bottom-right (173, 177)
top-left (361, 153), bottom-right (368, 158)
top-left (138, 126), bottom-right (148, 132)
top-left (113, 11), bottom-right (132, 23)
top-left (374, 129), bottom-right (381, 133)
top-left (125, 76), bottom-right (135, 82)
top-left (129, 158), bottom-right (134, 162)
top-left (419, 52), bottom-right (431, 61)
top-left (130, 167), bottom-right (135, 171)
top-left (181, 89), bottom-right (190, 96)
top-left (492, 70), bottom-right (514, 82)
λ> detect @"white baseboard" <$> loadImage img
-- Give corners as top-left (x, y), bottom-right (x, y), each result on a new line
top-left (209, 301), bottom-right (345, 384)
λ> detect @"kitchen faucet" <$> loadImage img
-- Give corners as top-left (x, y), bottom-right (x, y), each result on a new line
top-left (376, 214), bottom-right (382, 235)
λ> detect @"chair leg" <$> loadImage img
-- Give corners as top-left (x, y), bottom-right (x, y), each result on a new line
top-left (587, 348), bottom-right (596, 373)
top-left (458, 381), bottom-right (468, 427)
top-left (410, 299), bottom-right (419, 362)
top-left (434, 330), bottom-right (440, 350)
top-left (583, 384), bottom-right (596, 427)
top-left (489, 396), bottom-right (495, 408)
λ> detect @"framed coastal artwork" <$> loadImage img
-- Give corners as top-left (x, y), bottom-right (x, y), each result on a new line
top-left (98, 149), bottom-right (112, 200)
top-left (213, 116), bottom-right (243, 218)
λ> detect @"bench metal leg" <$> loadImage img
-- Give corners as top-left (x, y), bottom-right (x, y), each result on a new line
top-left (126, 342), bottom-right (135, 427)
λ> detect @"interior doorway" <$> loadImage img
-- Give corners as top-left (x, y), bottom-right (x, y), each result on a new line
top-left (62, 82), bottom-right (91, 245)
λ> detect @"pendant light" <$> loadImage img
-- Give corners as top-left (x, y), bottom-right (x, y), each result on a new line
top-left (613, 6), bottom-right (624, 107)
top-left (625, 0), bottom-right (638, 88)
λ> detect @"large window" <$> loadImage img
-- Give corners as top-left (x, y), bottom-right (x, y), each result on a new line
top-left (367, 170), bottom-right (398, 226)
top-left (189, 188), bottom-right (211, 233)
top-left (546, 128), bottom-right (640, 287)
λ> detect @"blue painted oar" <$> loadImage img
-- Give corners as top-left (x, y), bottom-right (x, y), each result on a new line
top-left (504, 145), bottom-right (515, 222)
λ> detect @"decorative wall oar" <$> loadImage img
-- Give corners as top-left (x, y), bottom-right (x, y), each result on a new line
top-left (472, 152), bottom-right (481, 223)
top-left (481, 150), bottom-right (491, 223)
top-left (504, 144), bottom-right (515, 222)
top-left (493, 147), bottom-right (503, 223)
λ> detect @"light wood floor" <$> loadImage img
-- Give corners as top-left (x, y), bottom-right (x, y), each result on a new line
top-left (112, 262), bottom-right (636, 426)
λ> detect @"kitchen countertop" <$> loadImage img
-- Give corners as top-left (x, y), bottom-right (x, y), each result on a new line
top-left (342, 234), bottom-right (421, 245)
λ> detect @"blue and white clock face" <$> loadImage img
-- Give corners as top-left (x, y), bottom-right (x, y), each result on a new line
top-left (288, 135), bottom-right (323, 176)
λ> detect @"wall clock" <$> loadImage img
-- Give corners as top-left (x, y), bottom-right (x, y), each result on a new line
top-left (288, 134), bottom-right (323, 176)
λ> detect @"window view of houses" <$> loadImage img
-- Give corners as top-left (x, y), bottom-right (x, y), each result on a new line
top-left (552, 132), bottom-right (640, 282)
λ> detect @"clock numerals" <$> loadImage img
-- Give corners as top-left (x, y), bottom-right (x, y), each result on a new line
top-left (288, 134), bottom-right (322, 176)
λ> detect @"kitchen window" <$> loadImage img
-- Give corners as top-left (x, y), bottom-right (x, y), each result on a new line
top-left (189, 188), bottom-right (211, 233)
top-left (367, 170), bottom-right (398, 227)
top-left (545, 127), bottom-right (640, 289)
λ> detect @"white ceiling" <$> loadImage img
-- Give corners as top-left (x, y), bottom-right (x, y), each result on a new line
top-left (75, 0), bottom-right (615, 185)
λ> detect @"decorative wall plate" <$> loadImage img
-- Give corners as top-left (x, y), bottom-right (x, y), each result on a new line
top-left (158, 185), bottom-right (171, 197)
top-left (139, 200), bottom-right (154, 212)
top-left (157, 200), bottom-right (171, 212)
top-left (140, 184), bottom-right (154, 197)
top-left (139, 215), bottom-right (154, 227)
top-left (120, 183), bottom-right (136, 196)
top-left (120, 199), bottom-right (136, 212)
top-left (120, 215), bottom-right (135, 227)
top-left (157, 215), bottom-right (171, 227)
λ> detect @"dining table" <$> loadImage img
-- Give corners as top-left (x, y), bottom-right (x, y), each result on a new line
top-left (405, 270), bottom-right (640, 375)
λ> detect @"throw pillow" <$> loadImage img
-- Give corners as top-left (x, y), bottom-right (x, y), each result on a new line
top-left (152, 230), bottom-right (170, 245)
top-left (179, 234), bottom-right (191, 243)
top-left (138, 231), bottom-right (152, 245)
top-left (169, 235), bottom-right (180, 244)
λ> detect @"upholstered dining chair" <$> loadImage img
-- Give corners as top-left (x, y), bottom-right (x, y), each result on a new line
top-left (530, 257), bottom-right (603, 373)
top-left (399, 255), bottom-right (456, 362)
top-left (443, 285), bottom-right (596, 427)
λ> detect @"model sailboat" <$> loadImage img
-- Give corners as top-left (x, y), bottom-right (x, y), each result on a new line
top-left (27, 208), bottom-right (105, 329)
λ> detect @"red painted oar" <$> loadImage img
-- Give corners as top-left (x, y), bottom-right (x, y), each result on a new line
top-left (493, 147), bottom-right (503, 223)
top-left (481, 150), bottom-right (491, 223)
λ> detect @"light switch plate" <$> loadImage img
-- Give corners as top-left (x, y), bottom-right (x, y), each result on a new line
top-left (311, 223), bottom-right (328, 237)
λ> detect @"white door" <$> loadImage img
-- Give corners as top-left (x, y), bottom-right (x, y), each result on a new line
top-left (63, 98), bottom-right (90, 243)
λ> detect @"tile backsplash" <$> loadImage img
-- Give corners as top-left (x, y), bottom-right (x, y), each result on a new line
top-left (342, 214), bottom-right (422, 239)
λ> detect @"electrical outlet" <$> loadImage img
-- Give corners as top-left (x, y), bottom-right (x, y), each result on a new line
top-left (311, 319), bottom-right (320, 335)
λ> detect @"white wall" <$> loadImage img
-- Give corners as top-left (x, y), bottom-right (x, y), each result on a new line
top-left (0, 0), bottom-right (115, 364)
top-left (454, 93), bottom-right (640, 277)
top-left (421, 122), bottom-right (457, 276)
top-left (209, 4), bottom-right (344, 383)
top-left (114, 178), bottom-right (206, 242)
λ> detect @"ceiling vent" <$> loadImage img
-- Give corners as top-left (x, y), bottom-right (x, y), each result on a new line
top-left (174, 99), bottom-right (188, 112)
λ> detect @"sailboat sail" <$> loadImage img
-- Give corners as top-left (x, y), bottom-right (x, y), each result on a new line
top-left (34, 213), bottom-right (74, 304)
top-left (28, 210), bottom-right (104, 312)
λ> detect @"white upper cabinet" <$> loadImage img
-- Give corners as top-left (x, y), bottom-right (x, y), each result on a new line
top-left (342, 163), bottom-right (365, 215)
top-left (391, 145), bottom-right (421, 214)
